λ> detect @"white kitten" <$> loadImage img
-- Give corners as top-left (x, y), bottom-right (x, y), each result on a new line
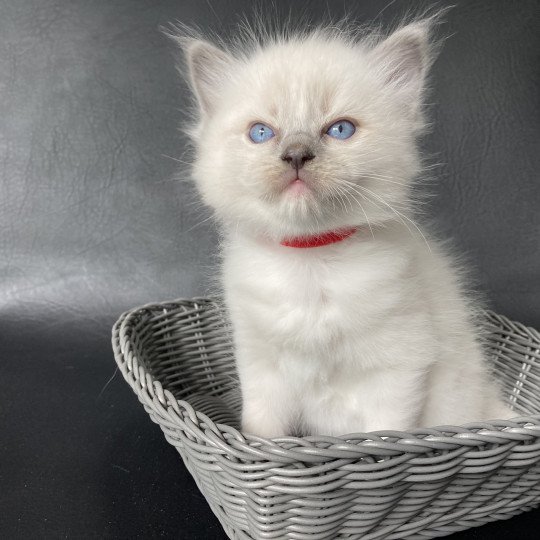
top-left (175, 19), bottom-right (511, 437)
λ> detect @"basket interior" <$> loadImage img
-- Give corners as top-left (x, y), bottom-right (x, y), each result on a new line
top-left (128, 300), bottom-right (540, 428)
top-left (129, 299), bottom-right (241, 427)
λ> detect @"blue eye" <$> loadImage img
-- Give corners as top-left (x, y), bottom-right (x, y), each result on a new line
top-left (326, 120), bottom-right (355, 140)
top-left (249, 123), bottom-right (275, 143)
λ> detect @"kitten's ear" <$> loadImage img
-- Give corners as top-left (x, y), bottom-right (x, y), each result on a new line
top-left (184, 39), bottom-right (235, 116)
top-left (369, 21), bottom-right (433, 107)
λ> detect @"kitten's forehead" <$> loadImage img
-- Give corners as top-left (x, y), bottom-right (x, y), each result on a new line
top-left (235, 38), bottom-right (371, 125)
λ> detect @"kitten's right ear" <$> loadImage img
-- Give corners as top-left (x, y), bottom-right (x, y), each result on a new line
top-left (368, 20), bottom-right (435, 116)
top-left (183, 39), bottom-right (235, 116)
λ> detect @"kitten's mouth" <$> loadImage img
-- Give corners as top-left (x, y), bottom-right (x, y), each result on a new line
top-left (281, 170), bottom-right (313, 198)
top-left (287, 178), bottom-right (310, 196)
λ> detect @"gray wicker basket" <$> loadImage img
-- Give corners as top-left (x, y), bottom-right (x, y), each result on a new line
top-left (112, 298), bottom-right (540, 539)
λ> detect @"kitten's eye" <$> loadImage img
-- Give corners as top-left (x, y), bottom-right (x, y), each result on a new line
top-left (326, 120), bottom-right (356, 140)
top-left (249, 123), bottom-right (275, 143)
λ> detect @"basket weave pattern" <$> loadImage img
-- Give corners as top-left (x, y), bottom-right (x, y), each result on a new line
top-left (112, 298), bottom-right (540, 539)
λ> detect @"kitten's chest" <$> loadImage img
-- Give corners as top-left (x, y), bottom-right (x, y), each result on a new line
top-left (229, 253), bottom-right (335, 340)
top-left (223, 239), bottom-right (401, 350)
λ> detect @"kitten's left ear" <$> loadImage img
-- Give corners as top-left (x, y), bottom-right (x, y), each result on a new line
top-left (183, 39), bottom-right (236, 116)
top-left (369, 21), bottom-right (434, 109)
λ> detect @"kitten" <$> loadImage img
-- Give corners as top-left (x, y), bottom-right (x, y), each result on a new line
top-left (174, 18), bottom-right (511, 437)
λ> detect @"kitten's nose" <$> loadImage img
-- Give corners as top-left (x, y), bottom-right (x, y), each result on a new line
top-left (281, 143), bottom-right (315, 171)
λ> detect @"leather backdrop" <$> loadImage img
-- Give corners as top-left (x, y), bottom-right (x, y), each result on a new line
top-left (1, 0), bottom-right (539, 538)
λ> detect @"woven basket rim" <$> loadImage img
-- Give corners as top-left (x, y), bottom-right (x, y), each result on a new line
top-left (112, 297), bottom-right (540, 464)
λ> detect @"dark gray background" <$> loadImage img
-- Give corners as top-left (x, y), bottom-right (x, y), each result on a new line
top-left (1, 0), bottom-right (539, 538)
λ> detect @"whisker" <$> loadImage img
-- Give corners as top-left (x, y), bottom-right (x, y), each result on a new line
top-left (331, 183), bottom-right (354, 213)
top-left (341, 180), bottom-right (412, 229)
top-left (360, 174), bottom-right (409, 188)
top-left (354, 185), bottom-right (431, 252)
top-left (162, 154), bottom-right (192, 167)
top-left (186, 213), bottom-right (215, 232)
top-left (334, 184), bottom-right (375, 239)
top-left (325, 184), bottom-right (347, 214)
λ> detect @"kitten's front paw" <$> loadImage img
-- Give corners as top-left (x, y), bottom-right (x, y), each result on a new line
top-left (489, 401), bottom-right (516, 421)
top-left (241, 417), bottom-right (288, 439)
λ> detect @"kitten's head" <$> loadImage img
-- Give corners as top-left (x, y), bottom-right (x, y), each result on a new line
top-left (176, 20), bottom-right (437, 240)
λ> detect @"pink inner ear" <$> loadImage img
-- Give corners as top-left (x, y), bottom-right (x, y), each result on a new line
top-left (370, 23), bottom-right (430, 95)
top-left (385, 40), bottom-right (424, 85)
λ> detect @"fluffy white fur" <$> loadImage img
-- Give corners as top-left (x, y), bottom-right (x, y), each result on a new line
top-left (176, 18), bottom-right (511, 437)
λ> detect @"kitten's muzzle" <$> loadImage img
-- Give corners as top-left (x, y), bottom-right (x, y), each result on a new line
top-left (281, 143), bottom-right (315, 171)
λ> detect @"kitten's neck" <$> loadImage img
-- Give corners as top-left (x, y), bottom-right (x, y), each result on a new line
top-left (280, 227), bottom-right (358, 248)
top-left (223, 219), bottom-right (425, 254)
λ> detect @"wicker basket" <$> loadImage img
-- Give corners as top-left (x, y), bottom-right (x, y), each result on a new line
top-left (112, 298), bottom-right (540, 539)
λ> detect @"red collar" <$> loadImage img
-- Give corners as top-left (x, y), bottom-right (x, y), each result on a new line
top-left (280, 227), bottom-right (358, 248)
